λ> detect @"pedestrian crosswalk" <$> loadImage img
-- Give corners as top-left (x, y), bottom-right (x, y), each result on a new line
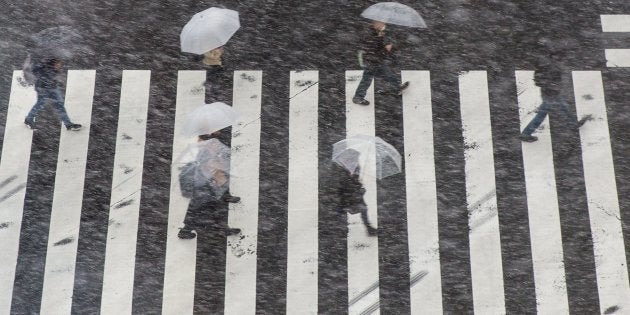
top-left (1, 68), bottom-right (629, 314)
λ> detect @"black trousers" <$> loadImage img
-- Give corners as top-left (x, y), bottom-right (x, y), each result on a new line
top-left (183, 194), bottom-right (229, 231)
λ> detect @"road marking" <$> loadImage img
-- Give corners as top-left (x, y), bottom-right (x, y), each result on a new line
top-left (286, 70), bottom-right (319, 314)
top-left (224, 70), bottom-right (262, 315)
top-left (100, 70), bottom-right (151, 314)
top-left (345, 70), bottom-right (380, 315)
top-left (458, 70), bottom-right (505, 314)
top-left (601, 15), bottom-right (630, 32)
top-left (605, 49), bottom-right (630, 67)
top-left (0, 71), bottom-right (36, 314)
top-left (40, 70), bottom-right (96, 314)
top-left (572, 71), bottom-right (630, 314)
top-left (162, 70), bottom-right (206, 315)
top-left (401, 70), bottom-right (443, 314)
top-left (515, 71), bottom-right (569, 314)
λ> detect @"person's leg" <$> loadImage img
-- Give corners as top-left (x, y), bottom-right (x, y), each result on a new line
top-left (358, 204), bottom-right (377, 236)
top-left (25, 88), bottom-right (51, 123)
top-left (50, 88), bottom-right (72, 126)
top-left (379, 62), bottom-right (402, 90)
top-left (521, 100), bottom-right (551, 136)
top-left (555, 97), bottom-right (581, 129)
top-left (353, 65), bottom-right (376, 100)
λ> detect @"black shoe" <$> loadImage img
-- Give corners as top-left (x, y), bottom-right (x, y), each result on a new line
top-left (519, 134), bottom-right (538, 142)
top-left (178, 228), bottom-right (197, 239)
top-left (366, 225), bottom-right (378, 236)
top-left (66, 123), bottom-right (82, 131)
top-left (577, 114), bottom-right (593, 128)
top-left (24, 118), bottom-right (36, 130)
top-left (397, 81), bottom-right (410, 95)
top-left (225, 228), bottom-right (241, 236)
top-left (223, 195), bottom-right (241, 203)
top-left (352, 97), bottom-right (370, 106)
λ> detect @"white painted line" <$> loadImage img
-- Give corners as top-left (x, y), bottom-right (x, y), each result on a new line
top-left (286, 71), bottom-right (319, 314)
top-left (601, 15), bottom-right (630, 32)
top-left (572, 71), bottom-right (630, 314)
top-left (605, 49), bottom-right (630, 67)
top-left (345, 70), bottom-right (380, 315)
top-left (100, 70), bottom-right (151, 314)
top-left (0, 71), bottom-right (36, 313)
top-left (224, 70), bottom-right (262, 315)
top-left (40, 70), bottom-right (96, 314)
top-left (401, 71), bottom-right (443, 314)
top-left (515, 71), bottom-right (569, 314)
top-left (457, 71), bottom-right (505, 314)
top-left (162, 71), bottom-right (206, 315)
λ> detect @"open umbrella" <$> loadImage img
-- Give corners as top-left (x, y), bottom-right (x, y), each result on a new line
top-left (175, 138), bottom-right (233, 199)
top-left (31, 26), bottom-right (92, 59)
top-left (332, 135), bottom-right (402, 180)
top-left (361, 2), bottom-right (427, 28)
top-left (180, 7), bottom-right (240, 54)
top-left (180, 102), bottom-right (239, 138)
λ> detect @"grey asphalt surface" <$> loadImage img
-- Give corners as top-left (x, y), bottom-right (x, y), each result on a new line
top-left (1, 0), bottom-right (630, 314)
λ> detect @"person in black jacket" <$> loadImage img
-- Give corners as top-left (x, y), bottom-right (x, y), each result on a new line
top-left (352, 21), bottom-right (410, 106)
top-left (333, 163), bottom-right (377, 236)
top-left (520, 51), bottom-right (591, 142)
top-left (24, 58), bottom-right (82, 131)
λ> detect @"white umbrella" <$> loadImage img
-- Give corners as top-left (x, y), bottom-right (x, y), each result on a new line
top-left (361, 2), bottom-right (427, 28)
top-left (332, 135), bottom-right (402, 180)
top-left (175, 138), bottom-right (233, 198)
top-left (181, 102), bottom-right (239, 138)
top-left (180, 7), bottom-right (240, 54)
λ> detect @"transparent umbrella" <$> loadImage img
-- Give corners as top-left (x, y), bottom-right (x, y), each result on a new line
top-left (361, 2), bottom-right (427, 28)
top-left (332, 135), bottom-right (402, 180)
top-left (31, 26), bottom-right (92, 59)
top-left (180, 7), bottom-right (240, 54)
top-left (175, 138), bottom-right (233, 198)
top-left (180, 102), bottom-right (239, 138)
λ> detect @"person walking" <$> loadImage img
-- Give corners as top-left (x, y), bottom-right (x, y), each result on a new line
top-left (333, 163), bottom-right (377, 236)
top-left (352, 21), bottom-right (410, 106)
top-left (178, 133), bottom-right (241, 239)
top-left (520, 51), bottom-right (591, 142)
top-left (24, 57), bottom-right (82, 131)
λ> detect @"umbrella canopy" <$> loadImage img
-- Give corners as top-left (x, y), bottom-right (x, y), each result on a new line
top-left (361, 2), bottom-right (427, 28)
top-left (332, 135), bottom-right (402, 180)
top-left (175, 138), bottom-right (232, 198)
top-left (180, 7), bottom-right (240, 54)
top-left (31, 26), bottom-right (92, 59)
top-left (181, 102), bottom-right (239, 138)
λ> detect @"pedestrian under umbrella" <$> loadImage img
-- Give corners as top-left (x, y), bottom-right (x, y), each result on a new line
top-left (176, 134), bottom-right (241, 239)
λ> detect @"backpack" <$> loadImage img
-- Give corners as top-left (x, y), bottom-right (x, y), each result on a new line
top-left (18, 54), bottom-right (36, 87)
top-left (179, 162), bottom-right (197, 199)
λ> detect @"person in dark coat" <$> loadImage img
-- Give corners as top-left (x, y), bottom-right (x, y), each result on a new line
top-left (24, 58), bottom-right (82, 131)
top-left (520, 51), bottom-right (591, 142)
top-left (178, 133), bottom-right (241, 239)
top-left (333, 163), bottom-right (377, 236)
top-left (352, 21), bottom-right (410, 106)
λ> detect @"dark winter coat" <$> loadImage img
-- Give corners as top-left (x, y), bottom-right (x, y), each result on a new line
top-left (334, 164), bottom-right (366, 209)
top-left (32, 59), bottom-right (61, 89)
top-left (534, 63), bottom-right (562, 97)
top-left (361, 28), bottom-right (390, 65)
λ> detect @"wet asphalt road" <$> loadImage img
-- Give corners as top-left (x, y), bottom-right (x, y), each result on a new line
top-left (1, 0), bottom-right (630, 314)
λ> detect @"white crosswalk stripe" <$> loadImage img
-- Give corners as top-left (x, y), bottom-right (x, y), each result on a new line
top-left (458, 71), bottom-right (505, 314)
top-left (0, 69), bottom-right (629, 314)
top-left (40, 70), bottom-right (96, 315)
top-left (101, 70), bottom-right (151, 314)
top-left (516, 70), bottom-right (569, 314)
top-left (572, 71), bottom-right (630, 313)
